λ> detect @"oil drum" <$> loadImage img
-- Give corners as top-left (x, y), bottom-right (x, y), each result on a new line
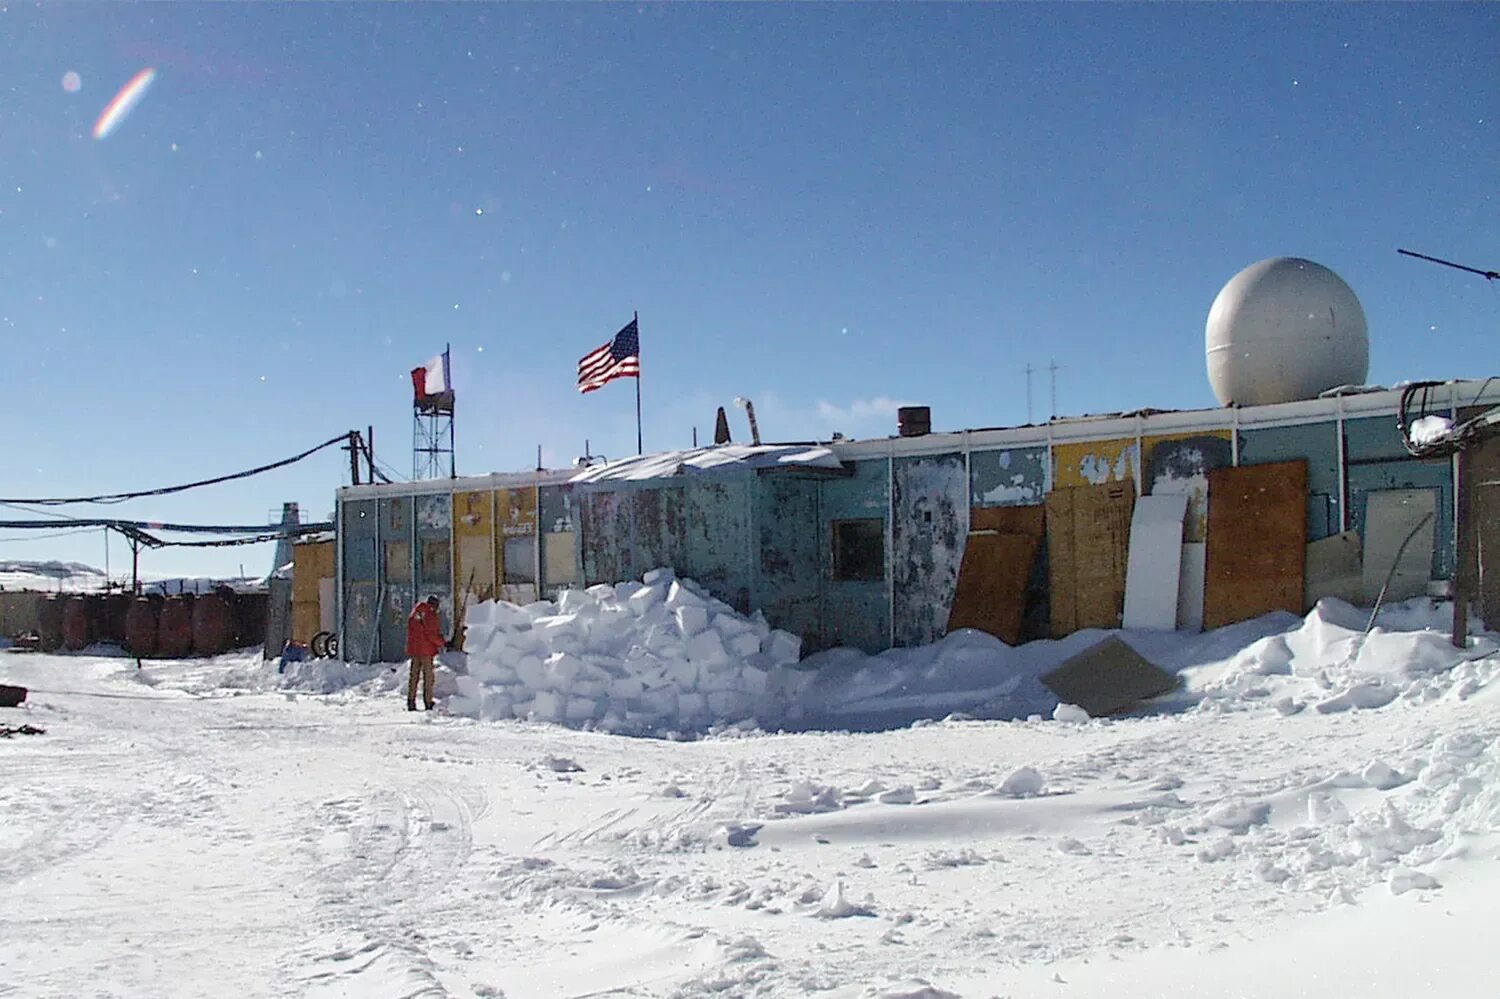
top-left (191, 590), bottom-right (232, 657)
top-left (157, 594), bottom-right (195, 658)
top-left (124, 597), bottom-right (160, 657)
top-left (61, 595), bottom-right (94, 651)
top-left (37, 594), bottom-right (65, 652)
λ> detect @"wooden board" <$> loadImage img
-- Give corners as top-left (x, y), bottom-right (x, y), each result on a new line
top-left (1457, 427), bottom-right (1500, 630)
top-left (1122, 494), bottom-right (1188, 630)
top-left (970, 504), bottom-right (1045, 537)
top-left (1203, 460), bottom-right (1307, 629)
top-left (946, 531), bottom-right (1040, 645)
top-left (1040, 636), bottom-right (1177, 716)
top-left (1046, 483), bottom-right (1136, 638)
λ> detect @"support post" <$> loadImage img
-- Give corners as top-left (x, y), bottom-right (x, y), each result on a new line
top-left (347, 430), bottom-right (361, 486)
top-left (634, 311), bottom-right (643, 455)
top-left (1453, 449), bottom-right (1470, 649)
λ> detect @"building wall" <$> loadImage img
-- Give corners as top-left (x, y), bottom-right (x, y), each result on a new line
top-left (291, 539), bottom-right (334, 645)
top-left (337, 383), bottom-right (1494, 659)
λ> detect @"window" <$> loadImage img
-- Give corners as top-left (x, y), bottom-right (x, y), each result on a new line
top-left (832, 519), bottom-right (885, 582)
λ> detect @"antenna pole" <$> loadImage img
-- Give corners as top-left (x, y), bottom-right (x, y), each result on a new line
top-left (1397, 248), bottom-right (1499, 281)
top-left (1049, 360), bottom-right (1060, 418)
top-left (1024, 363), bottom-right (1034, 423)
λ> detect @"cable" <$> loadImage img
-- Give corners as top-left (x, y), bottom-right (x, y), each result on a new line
top-left (0, 528), bottom-right (102, 544)
top-left (0, 501), bottom-right (83, 522)
top-left (0, 432), bottom-right (352, 506)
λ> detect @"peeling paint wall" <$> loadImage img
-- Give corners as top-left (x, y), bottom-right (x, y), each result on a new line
top-left (893, 454), bottom-right (967, 646)
top-left (453, 490), bottom-right (495, 603)
top-left (1239, 424), bottom-right (1341, 541)
top-left (971, 447), bottom-right (1049, 507)
top-left (817, 459), bottom-right (890, 653)
top-left (340, 499), bottom-right (379, 661)
top-left (414, 494), bottom-right (453, 638)
top-left (1053, 437), bottom-right (1140, 490)
top-left (758, 476), bottom-right (822, 644)
top-left (684, 479), bottom-right (754, 613)
top-left (376, 497), bottom-right (414, 661)
top-left (496, 487), bottom-right (539, 602)
top-left (539, 484), bottom-right (578, 591)
top-left (1144, 433), bottom-right (1233, 543)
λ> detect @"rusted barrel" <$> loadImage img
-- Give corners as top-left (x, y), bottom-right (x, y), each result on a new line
top-left (37, 595), bottom-right (65, 652)
top-left (61, 595), bottom-right (94, 651)
top-left (102, 593), bottom-right (132, 645)
top-left (157, 595), bottom-right (195, 658)
top-left (191, 590), bottom-right (232, 656)
top-left (124, 597), bottom-right (160, 657)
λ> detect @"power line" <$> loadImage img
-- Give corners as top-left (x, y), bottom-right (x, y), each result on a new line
top-left (0, 432), bottom-right (352, 506)
top-left (0, 527), bottom-right (102, 544)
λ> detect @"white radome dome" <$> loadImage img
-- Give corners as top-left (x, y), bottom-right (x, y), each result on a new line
top-left (1206, 257), bottom-right (1369, 407)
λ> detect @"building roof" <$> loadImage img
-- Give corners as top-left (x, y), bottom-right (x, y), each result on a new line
top-left (569, 444), bottom-right (844, 483)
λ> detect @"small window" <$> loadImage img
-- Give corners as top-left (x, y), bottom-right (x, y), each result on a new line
top-left (832, 518), bottom-right (885, 581)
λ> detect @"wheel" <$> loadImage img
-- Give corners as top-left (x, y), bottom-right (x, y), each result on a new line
top-left (310, 631), bottom-right (332, 658)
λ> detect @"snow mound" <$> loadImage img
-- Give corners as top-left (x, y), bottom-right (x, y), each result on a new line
top-left (452, 569), bottom-right (807, 734)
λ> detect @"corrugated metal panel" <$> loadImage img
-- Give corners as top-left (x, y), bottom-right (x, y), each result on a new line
top-left (580, 490), bottom-right (629, 585)
top-left (1239, 423), bottom-right (1341, 540)
top-left (817, 459), bottom-right (890, 653)
top-left (757, 477), bottom-right (821, 645)
top-left (970, 446), bottom-right (1049, 507)
top-left (892, 454), bottom-right (966, 646)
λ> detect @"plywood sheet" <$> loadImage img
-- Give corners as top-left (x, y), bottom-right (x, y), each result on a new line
top-left (1203, 461), bottom-right (1307, 630)
top-left (1122, 494), bottom-right (1188, 630)
top-left (1457, 428), bottom-right (1500, 630)
top-left (946, 531), bottom-right (1040, 645)
top-left (1177, 543), bottom-right (1206, 633)
top-left (1046, 482), bottom-right (1135, 637)
top-left (970, 504), bottom-right (1045, 538)
top-left (1040, 637), bottom-right (1177, 716)
top-left (1305, 531), bottom-right (1363, 609)
top-left (1362, 489), bottom-right (1436, 604)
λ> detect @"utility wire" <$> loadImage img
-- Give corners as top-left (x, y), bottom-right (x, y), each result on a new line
top-left (0, 432), bottom-right (351, 506)
top-left (0, 527), bottom-right (102, 544)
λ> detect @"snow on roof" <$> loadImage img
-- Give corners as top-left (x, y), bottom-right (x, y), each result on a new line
top-left (569, 444), bottom-right (845, 483)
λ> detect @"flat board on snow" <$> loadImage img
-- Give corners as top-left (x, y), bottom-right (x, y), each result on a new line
top-left (946, 531), bottom-right (1040, 645)
top-left (1122, 494), bottom-right (1188, 630)
top-left (1177, 542), bottom-right (1206, 633)
top-left (1305, 531), bottom-right (1363, 609)
top-left (1203, 461), bottom-right (1307, 630)
top-left (1039, 637), bottom-right (1176, 717)
top-left (1046, 483), bottom-right (1135, 638)
top-left (1362, 489), bottom-right (1436, 604)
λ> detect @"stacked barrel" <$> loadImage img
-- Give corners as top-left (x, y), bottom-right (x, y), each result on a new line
top-left (32, 588), bottom-right (267, 658)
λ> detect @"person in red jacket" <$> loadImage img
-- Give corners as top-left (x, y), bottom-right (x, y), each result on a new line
top-left (406, 595), bottom-right (445, 711)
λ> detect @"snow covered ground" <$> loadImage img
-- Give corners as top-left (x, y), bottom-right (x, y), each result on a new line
top-left (3, 600), bottom-right (1499, 998)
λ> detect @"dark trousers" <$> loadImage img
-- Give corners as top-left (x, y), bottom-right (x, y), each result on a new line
top-left (408, 656), bottom-right (435, 709)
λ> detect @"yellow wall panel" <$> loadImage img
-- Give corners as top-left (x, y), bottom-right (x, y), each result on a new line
top-left (1052, 437), bottom-right (1140, 491)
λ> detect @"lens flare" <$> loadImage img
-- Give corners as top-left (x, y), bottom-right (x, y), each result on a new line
top-left (92, 67), bottom-right (156, 140)
top-left (61, 71), bottom-right (82, 93)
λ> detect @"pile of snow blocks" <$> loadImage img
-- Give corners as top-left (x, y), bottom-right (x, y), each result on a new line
top-left (452, 568), bottom-right (806, 734)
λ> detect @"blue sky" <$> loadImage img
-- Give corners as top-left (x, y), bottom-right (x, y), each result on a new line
top-left (2, 3), bottom-right (1495, 578)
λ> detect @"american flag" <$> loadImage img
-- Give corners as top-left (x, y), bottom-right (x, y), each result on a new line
top-left (577, 319), bottom-right (640, 394)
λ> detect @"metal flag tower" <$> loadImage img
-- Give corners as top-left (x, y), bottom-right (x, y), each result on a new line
top-left (412, 345), bottom-right (456, 479)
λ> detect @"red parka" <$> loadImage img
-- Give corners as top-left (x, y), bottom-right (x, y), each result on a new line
top-left (406, 601), bottom-right (445, 658)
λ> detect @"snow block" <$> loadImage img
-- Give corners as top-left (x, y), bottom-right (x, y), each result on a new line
top-left (566, 696), bottom-right (601, 722)
top-left (544, 652), bottom-right (584, 690)
top-left (629, 585), bottom-right (667, 616)
top-left (674, 604), bottom-right (710, 637)
top-left (762, 629), bottom-right (802, 666)
top-left (677, 691), bottom-right (708, 719)
top-left (643, 567), bottom-right (676, 586)
top-left (464, 602), bottom-right (496, 628)
top-left (608, 676), bottom-right (646, 700)
top-left (521, 600), bottom-right (555, 620)
top-left (727, 631), bottom-right (762, 659)
top-left (685, 629), bottom-right (729, 666)
top-left (514, 654), bottom-right (546, 689)
top-left (707, 690), bottom-right (752, 718)
top-left (664, 658), bottom-right (699, 691)
top-left (666, 580), bottom-right (706, 610)
top-left (531, 690), bottom-right (564, 721)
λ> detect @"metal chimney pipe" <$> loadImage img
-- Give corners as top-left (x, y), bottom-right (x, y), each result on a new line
top-left (734, 397), bottom-right (761, 445)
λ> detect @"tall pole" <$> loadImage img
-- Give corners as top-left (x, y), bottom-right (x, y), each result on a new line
top-left (1049, 360), bottom-right (1060, 418)
top-left (1024, 363), bottom-right (1034, 424)
top-left (347, 430), bottom-right (361, 486)
top-left (634, 311), bottom-right (643, 455)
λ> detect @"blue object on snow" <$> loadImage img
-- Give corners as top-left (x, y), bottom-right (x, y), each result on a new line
top-left (278, 642), bottom-right (309, 674)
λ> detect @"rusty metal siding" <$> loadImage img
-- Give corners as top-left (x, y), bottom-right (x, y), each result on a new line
top-left (375, 497), bottom-right (414, 660)
top-left (817, 459), bottom-right (890, 653)
top-left (970, 446), bottom-right (1049, 507)
top-left (579, 490), bottom-right (629, 585)
top-left (1239, 423), bottom-right (1342, 540)
top-left (892, 454), bottom-right (967, 647)
top-left (756, 476), bottom-right (821, 644)
top-left (1343, 416), bottom-right (1453, 578)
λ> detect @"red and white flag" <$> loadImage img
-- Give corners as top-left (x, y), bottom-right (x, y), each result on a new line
top-left (411, 349), bottom-right (452, 399)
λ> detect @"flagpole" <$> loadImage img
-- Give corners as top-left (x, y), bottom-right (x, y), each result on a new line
top-left (634, 311), bottom-right (642, 455)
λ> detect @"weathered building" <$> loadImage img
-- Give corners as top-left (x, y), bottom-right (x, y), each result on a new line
top-left (335, 380), bottom-right (1500, 662)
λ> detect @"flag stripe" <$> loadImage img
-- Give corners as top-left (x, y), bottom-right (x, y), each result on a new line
top-left (577, 319), bottom-right (640, 394)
